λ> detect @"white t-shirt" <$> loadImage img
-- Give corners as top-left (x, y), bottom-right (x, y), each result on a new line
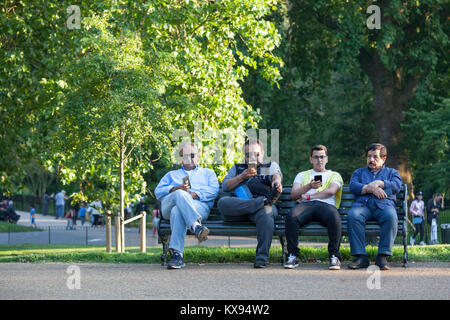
top-left (293, 169), bottom-right (342, 206)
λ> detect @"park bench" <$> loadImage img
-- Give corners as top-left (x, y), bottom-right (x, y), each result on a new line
top-left (158, 184), bottom-right (409, 267)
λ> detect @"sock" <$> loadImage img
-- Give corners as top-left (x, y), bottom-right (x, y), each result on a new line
top-left (191, 221), bottom-right (201, 233)
top-left (172, 249), bottom-right (183, 257)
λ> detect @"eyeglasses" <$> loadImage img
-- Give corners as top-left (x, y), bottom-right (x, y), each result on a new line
top-left (181, 153), bottom-right (197, 159)
top-left (245, 152), bottom-right (260, 158)
top-left (367, 155), bottom-right (382, 161)
top-left (312, 155), bottom-right (326, 160)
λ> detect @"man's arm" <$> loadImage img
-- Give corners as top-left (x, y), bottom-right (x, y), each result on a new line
top-left (222, 166), bottom-right (256, 192)
top-left (300, 183), bottom-right (340, 201)
top-left (269, 162), bottom-right (283, 192)
top-left (382, 168), bottom-right (402, 195)
top-left (349, 168), bottom-right (366, 195)
top-left (154, 172), bottom-right (181, 200)
top-left (290, 180), bottom-right (321, 200)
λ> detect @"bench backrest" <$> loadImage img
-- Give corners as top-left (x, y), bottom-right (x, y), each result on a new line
top-left (208, 184), bottom-right (408, 222)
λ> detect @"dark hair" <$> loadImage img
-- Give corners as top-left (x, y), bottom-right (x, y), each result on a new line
top-left (310, 145), bottom-right (328, 156)
top-left (366, 143), bottom-right (387, 158)
top-left (154, 202), bottom-right (160, 210)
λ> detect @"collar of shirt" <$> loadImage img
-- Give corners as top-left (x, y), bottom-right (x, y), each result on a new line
top-left (181, 165), bottom-right (199, 175)
top-left (367, 165), bottom-right (385, 175)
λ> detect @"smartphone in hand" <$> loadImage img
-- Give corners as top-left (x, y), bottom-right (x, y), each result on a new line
top-left (248, 162), bottom-right (257, 170)
top-left (314, 175), bottom-right (322, 182)
top-left (182, 176), bottom-right (191, 188)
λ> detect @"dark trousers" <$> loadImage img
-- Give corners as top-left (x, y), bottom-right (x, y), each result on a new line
top-left (413, 222), bottom-right (424, 242)
top-left (217, 196), bottom-right (278, 263)
top-left (286, 201), bottom-right (342, 259)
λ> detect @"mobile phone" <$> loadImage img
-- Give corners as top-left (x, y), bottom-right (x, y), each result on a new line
top-left (248, 162), bottom-right (257, 170)
top-left (182, 176), bottom-right (191, 188)
top-left (314, 175), bottom-right (322, 182)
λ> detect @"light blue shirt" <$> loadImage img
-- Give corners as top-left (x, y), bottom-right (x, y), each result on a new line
top-left (154, 166), bottom-right (219, 209)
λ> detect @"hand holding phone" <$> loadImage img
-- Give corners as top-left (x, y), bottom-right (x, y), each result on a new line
top-left (314, 175), bottom-right (322, 182)
top-left (182, 176), bottom-right (191, 188)
top-left (248, 162), bottom-right (257, 170)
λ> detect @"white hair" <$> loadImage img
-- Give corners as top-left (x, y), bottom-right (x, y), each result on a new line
top-left (177, 141), bottom-right (198, 156)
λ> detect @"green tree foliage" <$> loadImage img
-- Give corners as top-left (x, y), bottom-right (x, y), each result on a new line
top-left (403, 98), bottom-right (450, 196)
top-left (243, 0), bottom-right (448, 191)
top-left (1, 1), bottom-right (283, 205)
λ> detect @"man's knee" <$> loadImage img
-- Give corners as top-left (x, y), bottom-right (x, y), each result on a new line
top-left (172, 189), bottom-right (189, 201)
top-left (255, 207), bottom-right (274, 226)
top-left (380, 208), bottom-right (398, 225)
top-left (217, 197), bottom-right (230, 209)
top-left (169, 206), bottom-right (181, 219)
top-left (348, 207), bottom-right (367, 223)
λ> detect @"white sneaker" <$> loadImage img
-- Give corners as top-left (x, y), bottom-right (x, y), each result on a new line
top-left (329, 255), bottom-right (341, 270)
top-left (410, 236), bottom-right (415, 246)
top-left (284, 254), bottom-right (299, 269)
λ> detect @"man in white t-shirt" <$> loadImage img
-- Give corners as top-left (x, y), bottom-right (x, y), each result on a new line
top-left (284, 145), bottom-right (344, 270)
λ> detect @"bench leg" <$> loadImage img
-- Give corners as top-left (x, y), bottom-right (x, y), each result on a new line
top-left (279, 236), bottom-right (287, 265)
top-left (403, 234), bottom-right (408, 268)
top-left (160, 233), bottom-right (170, 266)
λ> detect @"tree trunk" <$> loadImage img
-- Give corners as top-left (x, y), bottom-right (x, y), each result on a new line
top-left (359, 50), bottom-right (421, 195)
top-left (120, 125), bottom-right (126, 253)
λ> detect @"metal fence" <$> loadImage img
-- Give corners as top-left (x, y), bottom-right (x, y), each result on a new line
top-left (0, 225), bottom-right (162, 246)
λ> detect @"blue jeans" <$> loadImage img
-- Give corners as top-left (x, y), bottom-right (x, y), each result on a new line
top-left (56, 205), bottom-right (64, 219)
top-left (160, 190), bottom-right (210, 253)
top-left (347, 203), bottom-right (398, 256)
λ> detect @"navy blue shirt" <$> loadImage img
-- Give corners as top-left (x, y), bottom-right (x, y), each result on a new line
top-left (349, 166), bottom-right (402, 210)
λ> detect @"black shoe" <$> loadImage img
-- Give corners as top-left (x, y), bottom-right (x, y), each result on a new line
top-left (253, 261), bottom-right (267, 269)
top-left (264, 183), bottom-right (282, 206)
top-left (348, 255), bottom-right (370, 269)
top-left (375, 254), bottom-right (390, 270)
top-left (167, 251), bottom-right (186, 269)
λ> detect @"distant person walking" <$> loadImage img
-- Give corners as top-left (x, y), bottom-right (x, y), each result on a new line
top-left (152, 203), bottom-right (161, 236)
top-left (43, 192), bottom-right (52, 216)
top-left (88, 198), bottom-right (103, 227)
top-left (78, 203), bottom-right (87, 226)
top-left (65, 209), bottom-right (74, 230)
top-left (30, 205), bottom-right (37, 228)
top-left (54, 190), bottom-right (67, 220)
top-left (427, 193), bottom-right (444, 244)
top-left (410, 191), bottom-right (425, 246)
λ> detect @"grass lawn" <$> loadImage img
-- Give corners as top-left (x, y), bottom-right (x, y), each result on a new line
top-left (0, 243), bottom-right (448, 264)
top-left (0, 221), bottom-right (43, 233)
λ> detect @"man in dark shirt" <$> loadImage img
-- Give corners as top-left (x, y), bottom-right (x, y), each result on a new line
top-left (347, 143), bottom-right (402, 270)
top-left (427, 193), bottom-right (443, 244)
top-left (217, 139), bottom-right (282, 268)
top-left (135, 197), bottom-right (149, 217)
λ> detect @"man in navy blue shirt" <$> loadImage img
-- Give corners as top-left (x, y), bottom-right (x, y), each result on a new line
top-left (347, 143), bottom-right (402, 270)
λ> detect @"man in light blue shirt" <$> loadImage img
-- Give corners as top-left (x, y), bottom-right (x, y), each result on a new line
top-left (54, 190), bottom-right (67, 220)
top-left (155, 142), bottom-right (219, 269)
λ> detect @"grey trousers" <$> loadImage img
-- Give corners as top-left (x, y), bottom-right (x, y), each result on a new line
top-left (217, 196), bottom-right (278, 263)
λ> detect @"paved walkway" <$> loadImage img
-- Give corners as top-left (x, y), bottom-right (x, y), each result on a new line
top-left (1, 262), bottom-right (449, 300)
